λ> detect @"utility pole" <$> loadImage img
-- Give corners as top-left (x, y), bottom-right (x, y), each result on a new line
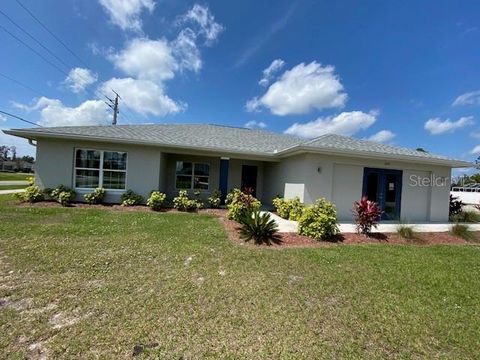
top-left (105, 90), bottom-right (120, 125)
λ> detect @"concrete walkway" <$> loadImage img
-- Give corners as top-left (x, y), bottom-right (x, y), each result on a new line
top-left (0, 189), bottom-right (25, 195)
top-left (0, 180), bottom-right (28, 186)
top-left (264, 212), bottom-right (298, 232)
top-left (265, 211), bottom-right (480, 233)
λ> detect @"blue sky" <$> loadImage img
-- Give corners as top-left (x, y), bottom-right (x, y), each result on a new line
top-left (0, 0), bottom-right (479, 171)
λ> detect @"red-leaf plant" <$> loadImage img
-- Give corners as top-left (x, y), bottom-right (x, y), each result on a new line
top-left (352, 197), bottom-right (383, 235)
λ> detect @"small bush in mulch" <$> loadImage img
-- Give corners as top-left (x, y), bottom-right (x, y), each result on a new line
top-left (450, 224), bottom-right (475, 241)
top-left (396, 225), bottom-right (416, 240)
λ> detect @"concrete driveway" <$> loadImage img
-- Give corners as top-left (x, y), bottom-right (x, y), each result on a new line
top-left (0, 189), bottom-right (25, 195)
top-left (0, 180), bottom-right (28, 186)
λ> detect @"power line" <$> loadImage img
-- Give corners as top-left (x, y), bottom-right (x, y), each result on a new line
top-left (15, 0), bottom-right (89, 68)
top-left (0, 72), bottom-right (44, 97)
top-left (0, 110), bottom-right (41, 127)
top-left (8, 1), bottom-right (137, 125)
top-left (0, 24), bottom-right (69, 77)
top-left (14, 0), bottom-right (138, 123)
top-left (0, 9), bottom-right (72, 71)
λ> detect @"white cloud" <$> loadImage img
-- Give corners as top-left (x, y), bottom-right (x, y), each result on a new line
top-left (452, 90), bottom-right (480, 106)
top-left (424, 116), bottom-right (474, 135)
top-left (171, 28), bottom-right (202, 73)
top-left (470, 131), bottom-right (480, 139)
top-left (36, 98), bottom-right (110, 127)
top-left (100, 77), bottom-right (184, 116)
top-left (90, 4), bottom-right (223, 119)
top-left (245, 97), bottom-right (261, 113)
top-left (180, 4), bottom-right (224, 45)
top-left (470, 145), bottom-right (480, 155)
top-left (234, 2), bottom-right (297, 68)
top-left (11, 97), bottom-right (60, 112)
top-left (98, 0), bottom-right (155, 31)
top-left (64, 68), bottom-right (98, 93)
top-left (11, 97), bottom-right (110, 127)
top-left (246, 61), bottom-right (347, 115)
top-left (109, 38), bottom-right (177, 82)
top-left (0, 114), bottom-right (7, 122)
top-left (258, 59), bottom-right (285, 87)
top-left (244, 120), bottom-right (267, 129)
top-left (284, 110), bottom-right (377, 138)
top-left (367, 130), bottom-right (396, 143)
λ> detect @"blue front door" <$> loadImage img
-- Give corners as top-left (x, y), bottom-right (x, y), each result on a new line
top-left (362, 168), bottom-right (402, 220)
top-left (219, 158), bottom-right (229, 203)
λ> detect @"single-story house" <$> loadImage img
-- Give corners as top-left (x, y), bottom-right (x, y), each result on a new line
top-left (3, 124), bottom-right (471, 222)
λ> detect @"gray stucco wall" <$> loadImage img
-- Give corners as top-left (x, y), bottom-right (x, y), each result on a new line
top-left (263, 153), bottom-right (451, 222)
top-left (34, 138), bottom-right (451, 221)
top-left (35, 138), bottom-right (161, 203)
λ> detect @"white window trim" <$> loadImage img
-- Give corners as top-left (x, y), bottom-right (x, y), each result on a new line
top-left (175, 161), bottom-right (210, 190)
top-left (73, 148), bottom-right (128, 191)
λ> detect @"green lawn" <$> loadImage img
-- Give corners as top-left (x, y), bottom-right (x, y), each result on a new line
top-left (1, 195), bottom-right (479, 358)
top-left (0, 172), bottom-right (31, 181)
top-left (0, 185), bottom-right (27, 191)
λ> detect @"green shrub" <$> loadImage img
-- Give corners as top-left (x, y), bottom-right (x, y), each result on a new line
top-left (450, 224), bottom-right (474, 241)
top-left (225, 188), bottom-right (261, 221)
top-left (287, 197), bottom-right (305, 221)
top-left (173, 190), bottom-right (203, 212)
top-left (120, 190), bottom-right (143, 206)
top-left (450, 210), bottom-right (480, 223)
top-left (147, 191), bottom-right (167, 211)
top-left (58, 190), bottom-right (76, 206)
top-left (272, 196), bottom-right (305, 220)
top-left (14, 184), bottom-right (44, 203)
top-left (396, 225), bottom-right (416, 239)
top-left (272, 197), bottom-right (290, 218)
top-left (208, 189), bottom-right (222, 208)
top-left (298, 198), bottom-right (339, 240)
top-left (84, 188), bottom-right (106, 205)
top-left (50, 185), bottom-right (76, 206)
top-left (239, 211), bottom-right (279, 245)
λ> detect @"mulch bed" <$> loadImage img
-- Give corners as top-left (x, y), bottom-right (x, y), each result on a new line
top-left (14, 200), bottom-right (475, 247)
top-left (211, 210), bottom-right (472, 248)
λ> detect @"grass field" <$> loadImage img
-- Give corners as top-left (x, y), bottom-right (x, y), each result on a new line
top-left (1, 195), bottom-right (479, 358)
top-left (0, 185), bottom-right (27, 191)
top-left (0, 172), bottom-right (31, 181)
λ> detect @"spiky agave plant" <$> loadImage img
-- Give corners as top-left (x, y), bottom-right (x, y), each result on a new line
top-left (239, 211), bottom-right (279, 245)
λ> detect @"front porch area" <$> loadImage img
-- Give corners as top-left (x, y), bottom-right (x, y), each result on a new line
top-left (160, 152), bottom-right (269, 202)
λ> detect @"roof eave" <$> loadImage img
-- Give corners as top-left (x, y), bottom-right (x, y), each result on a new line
top-left (276, 145), bottom-right (473, 168)
top-left (3, 129), bottom-right (281, 161)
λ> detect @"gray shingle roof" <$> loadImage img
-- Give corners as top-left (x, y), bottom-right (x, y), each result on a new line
top-left (300, 134), bottom-right (457, 162)
top-left (3, 124), bottom-right (471, 166)
top-left (7, 124), bottom-right (302, 154)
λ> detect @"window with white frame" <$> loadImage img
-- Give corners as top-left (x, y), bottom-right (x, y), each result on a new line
top-left (74, 149), bottom-right (127, 189)
top-left (175, 161), bottom-right (210, 190)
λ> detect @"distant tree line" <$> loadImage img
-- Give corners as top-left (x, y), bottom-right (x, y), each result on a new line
top-left (0, 145), bottom-right (34, 163)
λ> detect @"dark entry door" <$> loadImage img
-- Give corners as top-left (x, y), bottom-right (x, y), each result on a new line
top-left (241, 165), bottom-right (258, 196)
top-left (362, 168), bottom-right (402, 220)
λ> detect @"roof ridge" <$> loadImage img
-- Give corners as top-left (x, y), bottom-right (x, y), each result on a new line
top-left (301, 133), bottom-right (340, 145)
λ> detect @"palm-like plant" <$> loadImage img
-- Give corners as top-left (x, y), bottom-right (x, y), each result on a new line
top-left (239, 211), bottom-right (279, 245)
